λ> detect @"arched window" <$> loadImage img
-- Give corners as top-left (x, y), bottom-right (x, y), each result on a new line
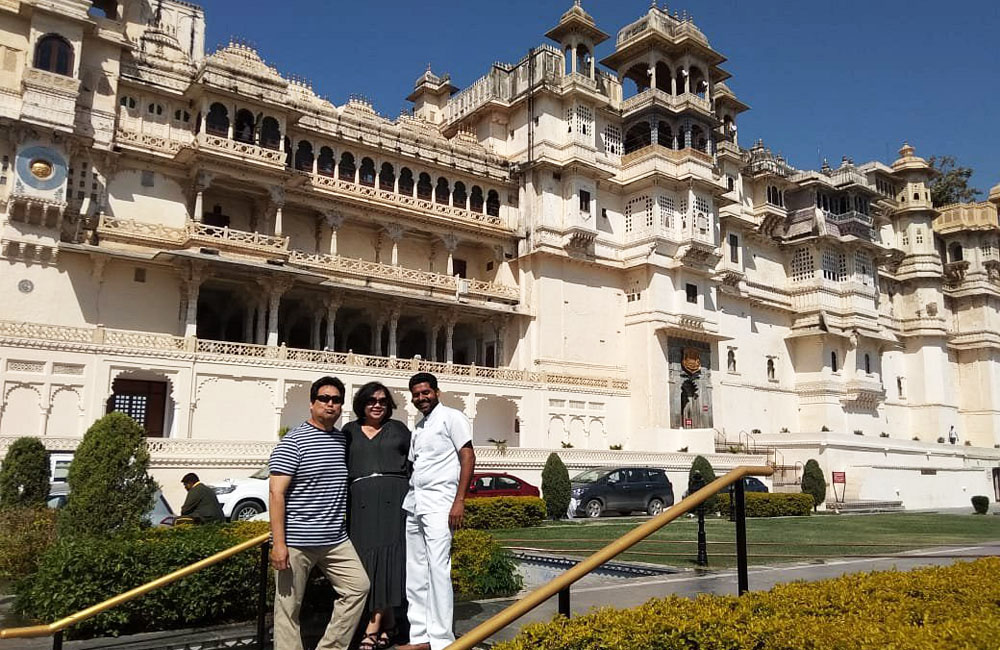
top-left (294, 141), bottom-right (313, 172)
top-left (205, 103), bottom-right (229, 136)
top-left (723, 115), bottom-right (734, 141)
top-left (657, 121), bottom-right (674, 150)
top-left (949, 243), bottom-right (963, 262)
top-left (435, 177), bottom-right (450, 205)
top-left (260, 117), bottom-right (281, 150)
top-left (470, 185), bottom-right (484, 212)
top-left (486, 190), bottom-right (501, 217)
top-left (283, 136), bottom-right (291, 168)
top-left (688, 67), bottom-right (707, 97)
top-left (576, 45), bottom-right (592, 77)
top-left (146, 102), bottom-right (164, 117)
top-left (417, 173), bottom-right (432, 200)
top-left (690, 125), bottom-right (707, 152)
top-left (398, 167), bottom-right (414, 195)
top-left (766, 358), bottom-right (775, 380)
top-left (172, 109), bottom-right (191, 123)
top-left (359, 157), bottom-right (376, 187)
top-left (119, 95), bottom-right (136, 111)
top-left (623, 123), bottom-right (651, 154)
top-left (317, 147), bottom-right (335, 176)
top-left (233, 109), bottom-right (255, 144)
top-left (654, 62), bottom-right (671, 92)
top-left (621, 63), bottom-right (651, 99)
top-left (34, 34), bottom-right (74, 76)
top-left (379, 162), bottom-right (395, 191)
top-left (338, 152), bottom-right (355, 181)
top-left (453, 182), bottom-right (467, 209)
top-left (864, 353), bottom-right (871, 374)
top-left (726, 349), bottom-right (736, 373)
top-left (831, 351), bottom-right (839, 373)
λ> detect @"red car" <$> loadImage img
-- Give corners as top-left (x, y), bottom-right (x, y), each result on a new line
top-left (467, 472), bottom-right (540, 498)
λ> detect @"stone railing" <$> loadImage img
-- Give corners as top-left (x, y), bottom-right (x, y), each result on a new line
top-left (115, 126), bottom-right (189, 155)
top-left (195, 132), bottom-right (286, 167)
top-left (310, 174), bottom-right (510, 231)
top-left (186, 222), bottom-right (289, 254)
top-left (828, 167), bottom-right (869, 188)
top-left (621, 88), bottom-right (711, 114)
top-left (464, 277), bottom-right (519, 301)
top-left (0, 320), bottom-right (629, 394)
top-left (621, 143), bottom-right (713, 168)
top-left (97, 215), bottom-right (187, 245)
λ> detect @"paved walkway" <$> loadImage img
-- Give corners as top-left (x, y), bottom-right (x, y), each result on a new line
top-left (2, 541), bottom-right (997, 649)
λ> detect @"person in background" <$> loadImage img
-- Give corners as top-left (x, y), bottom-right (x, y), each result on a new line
top-left (180, 472), bottom-right (225, 524)
top-left (343, 381), bottom-right (412, 650)
top-left (397, 372), bottom-right (475, 650)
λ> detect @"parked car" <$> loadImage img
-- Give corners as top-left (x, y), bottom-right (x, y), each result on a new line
top-left (46, 483), bottom-right (177, 527)
top-left (743, 476), bottom-right (769, 493)
top-left (212, 467), bottom-right (270, 521)
top-left (467, 472), bottom-right (540, 498)
top-left (569, 467), bottom-right (674, 518)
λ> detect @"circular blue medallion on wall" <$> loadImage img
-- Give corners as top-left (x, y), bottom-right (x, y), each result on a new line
top-left (15, 145), bottom-right (68, 192)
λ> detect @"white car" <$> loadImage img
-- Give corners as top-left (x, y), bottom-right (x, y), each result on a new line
top-left (212, 467), bottom-right (270, 521)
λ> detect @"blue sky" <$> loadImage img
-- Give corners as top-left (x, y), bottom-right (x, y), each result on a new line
top-left (201, 0), bottom-right (999, 193)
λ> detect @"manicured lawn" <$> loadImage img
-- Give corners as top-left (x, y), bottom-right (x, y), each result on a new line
top-left (491, 513), bottom-right (1000, 568)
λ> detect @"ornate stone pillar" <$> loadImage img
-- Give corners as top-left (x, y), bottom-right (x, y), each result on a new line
top-left (387, 306), bottom-right (400, 357)
top-left (191, 171), bottom-right (213, 223)
top-left (441, 233), bottom-right (459, 276)
top-left (260, 278), bottom-right (292, 347)
top-left (242, 299), bottom-right (254, 343)
top-left (322, 211), bottom-right (344, 257)
top-left (445, 312), bottom-right (457, 363)
top-left (385, 223), bottom-right (405, 266)
top-left (324, 294), bottom-right (341, 350)
top-left (310, 308), bottom-right (323, 350)
top-left (182, 262), bottom-right (206, 338)
top-left (254, 295), bottom-right (266, 344)
top-left (374, 313), bottom-right (386, 356)
top-left (268, 185), bottom-right (285, 237)
top-left (430, 323), bottom-right (441, 362)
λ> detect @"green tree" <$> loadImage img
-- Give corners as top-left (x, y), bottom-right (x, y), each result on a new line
top-left (928, 156), bottom-right (982, 207)
top-left (59, 412), bottom-right (157, 537)
top-left (800, 459), bottom-right (827, 512)
top-left (0, 437), bottom-right (50, 509)
top-left (540, 453), bottom-right (570, 520)
top-left (688, 455), bottom-right (718, 512)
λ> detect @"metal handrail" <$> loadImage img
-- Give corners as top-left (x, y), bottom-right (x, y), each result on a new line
top-left (444, 465), bottom-right (774, 650)
top-left (0, 532), bottom-right (271, 646)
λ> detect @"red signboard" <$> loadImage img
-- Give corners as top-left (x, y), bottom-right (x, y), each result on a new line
top-left (832, 471), bottom-right (846, 484)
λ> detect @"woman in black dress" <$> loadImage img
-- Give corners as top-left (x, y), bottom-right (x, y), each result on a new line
top-left (343, 382), bottom-right (411, 650)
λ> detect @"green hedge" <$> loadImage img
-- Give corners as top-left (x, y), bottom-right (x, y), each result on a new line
top-left (494, 558), bottom-right (1000, 650)
top-left (0, 506), bottom-right (57, 580)
top-left (451, 529), bottom-right (522, 599)
top-left (15, 524), bottom-right (265, 639)
top-left (14, 521), bottom-right (522, 639)
top-left (716, 492), bottom-right (813, 517)
top-left (464, 496), bottom-right (546, 529)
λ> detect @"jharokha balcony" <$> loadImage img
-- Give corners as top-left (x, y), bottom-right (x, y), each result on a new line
top-left (92, 215), bottom-right (519, 304)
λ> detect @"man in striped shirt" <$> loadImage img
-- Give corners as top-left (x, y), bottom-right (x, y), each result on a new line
top-left (269, 376), bottom-right (370, 650)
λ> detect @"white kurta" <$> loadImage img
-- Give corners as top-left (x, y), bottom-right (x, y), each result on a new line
top-left (403, 403), bottom-right (472, 650)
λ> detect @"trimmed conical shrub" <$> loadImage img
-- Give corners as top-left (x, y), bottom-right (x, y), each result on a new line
top-left (688, 455), bottom-right (719, 512)
top-left (59, 412), bottom-right (157, 537)
top-left (801, 459), bottom-right (827, 511)
top-left (541, 452), bottom-right (571, 519)
top-left (0, 437), bottom-right (50, 509)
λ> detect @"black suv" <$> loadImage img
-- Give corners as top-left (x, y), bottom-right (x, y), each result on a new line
top-left (569, 467), bottom-right (675, 518)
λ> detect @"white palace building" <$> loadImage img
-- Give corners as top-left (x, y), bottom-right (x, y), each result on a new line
top-left (1, 0), bottom-right (999, 510)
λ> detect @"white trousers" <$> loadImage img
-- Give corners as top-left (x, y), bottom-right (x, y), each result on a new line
top-left (405, 510), bottom-right (454, 650)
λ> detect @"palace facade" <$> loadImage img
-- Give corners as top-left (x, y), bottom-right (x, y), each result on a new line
top-left (1, 0), bottom-right (998, 509)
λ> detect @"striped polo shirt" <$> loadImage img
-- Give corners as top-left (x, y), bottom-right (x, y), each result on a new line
top-left (268, 421), bottom-right (349, 547)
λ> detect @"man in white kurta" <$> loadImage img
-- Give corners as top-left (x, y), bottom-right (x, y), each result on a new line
top-left (398, 372), bottom-right (475, 650)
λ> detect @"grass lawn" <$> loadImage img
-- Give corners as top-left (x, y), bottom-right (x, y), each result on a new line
top-left (491, 513), bottom-right (1000, 568)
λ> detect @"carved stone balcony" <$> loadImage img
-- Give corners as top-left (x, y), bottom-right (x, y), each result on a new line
top-left (115, 125), bottom-right (189, 156)
top-left (289, 251), bottom-right (518, 304)
top-left (20, 68), bottom-right (80, 131)
top-left (309, 173), bottom-right (512, 232)
top-left (0, 319), bottom-right (625, 393)
top-left (844, 378), bottom-right (886, 405)
top-left (620, 88), bottom-right (711, 115)
top-left (944, 260), bottom-right (970, 284)
top-left (95, 216), bottom-right (289, 258)
top-left (191, 132), bottom-right (286, 168)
